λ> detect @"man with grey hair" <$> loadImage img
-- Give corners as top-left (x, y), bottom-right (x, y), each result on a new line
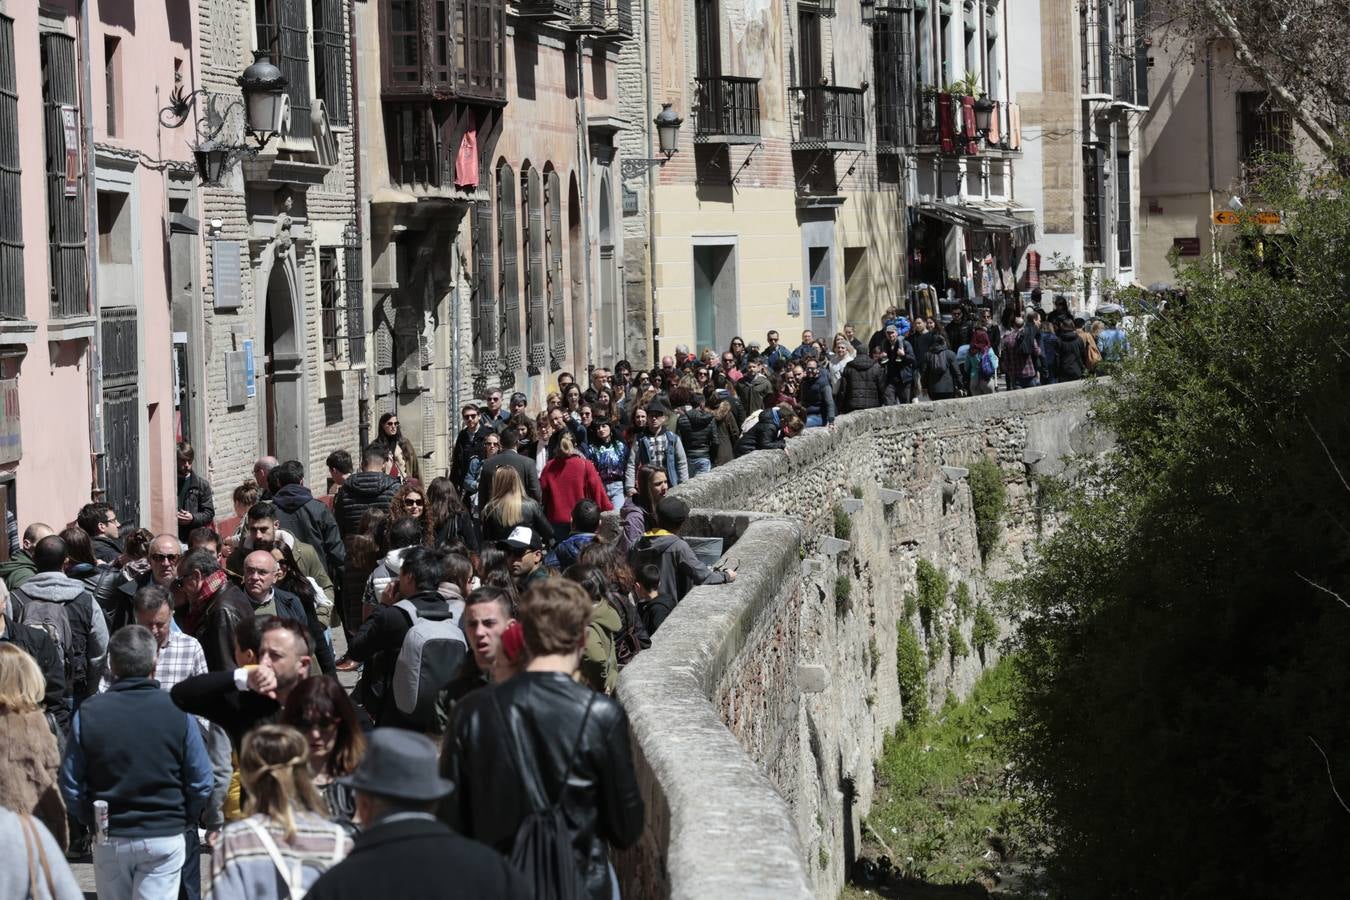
top-left (253, 455), bottom-right (280, 500)
top-left (61, 625), bottom-right (213, 900)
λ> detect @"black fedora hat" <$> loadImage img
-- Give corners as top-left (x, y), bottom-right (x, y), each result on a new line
top-left (339, 728), bottom-right (453, 801)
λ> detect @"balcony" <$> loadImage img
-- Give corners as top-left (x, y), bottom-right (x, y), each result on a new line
top-left (792, 85), bottom-right (866, 150)
top-left (383, 100), bottom-right (496, 198)
top-left (517, 0), bottom-right (575, 21)
top-left (571, 0), bottom-right (632, 38)
top-left (694, 76), bottom-right (761, 144)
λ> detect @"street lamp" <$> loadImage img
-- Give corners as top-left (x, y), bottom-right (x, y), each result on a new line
top-left (654, 103), bottom-right (683, 159)
top-left (621, 103), bottom-right (684, 179)
top-left (973, 93), bottom-right (995, 136)
top-left (861, 0), bottom-right (875, 25)
top-left (237, 52), bottom-right (290, 147)
top-left (193, 141), bottom-right (233, 187)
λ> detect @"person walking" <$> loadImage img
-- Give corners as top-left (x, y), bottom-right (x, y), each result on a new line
top-left (0, 642), bottom-right (67, 849)
top-left (622, 400), bottom-right (689, 494)
top-left (176, 443), bottom-right (216, 544)
top-left (333, 445), bottom-right (400, 538)
top-left (441, 579), bottom-right (645, 900)
top-left (476, 427), bottom-right (542, 511)
top-left (269, 460), bottom-right (346, 582)
top-left (839, 346), bottom-right (886, 413)
top-left (206, 725), bottom-right (351, 900)
top-left (1054, 319), bottom-right (1089, 382)
top-left (921, 332), bottom-right (964, 401)
top-left (481, 467), bottom-right (554, 549)
top-left (280, 678), bottom-right (366, 836)
top-left (376, 413), bottom-right (420, 483)
top-left (306, 729), bottom-right (524, 900)
top-left (540, 432), bottom-right (613, 543)
top-left (965, 328), bottom-right (999, 396)
top-left (0, 579), bottom-right (69, 734)
top-left (0, 806), bottom-right (83, 900)
top-left (60, 625), bottom-right (213, 900)
top-left (584, 419), bottom-right (629, 509)
top-left (11, 534), bottom-right (109, 704)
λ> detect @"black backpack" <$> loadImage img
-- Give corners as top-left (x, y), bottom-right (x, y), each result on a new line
top-left (605, 589), bottom-right (643, 669)
top-left (493, 693), bottom-right (596, 900)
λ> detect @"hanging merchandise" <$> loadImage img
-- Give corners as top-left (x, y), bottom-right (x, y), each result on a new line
top-left (987, 101), bottom-right (1001, 146)
top-left (938, 93), bottom-right (956, 154)
top-left (454, 110), bottom-right (479, 189)
top-left (1026, 249), bottom-right (1041, 287)
top-left (962, 96), bottom-right (978, 155)
top-left (981, 255), bottom-right (995, 299)
top-left (943, 226), bottom-right (963, 282)
top-left (1008, 103), bottom-right (1022, 151)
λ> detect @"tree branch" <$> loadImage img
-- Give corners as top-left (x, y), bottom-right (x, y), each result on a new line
top-left (1308, 735), bottom-right (1350, 816)
top-left (1294, 572), bottom-right (1350, 611)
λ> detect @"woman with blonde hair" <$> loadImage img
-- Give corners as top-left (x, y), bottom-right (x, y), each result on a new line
top-left (208, 724), bottom-right (351, 900)
top-left (0, 642), bottom-right (66, 849)
top-left (480, 466), bottom-right (553, 547)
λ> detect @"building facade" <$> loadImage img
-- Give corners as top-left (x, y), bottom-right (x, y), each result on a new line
top-left (190, 0), bottom-right (362, 494)
top-left (0, 0), bottom-right (192, 538)
top-left (1137, 37), bottom-right (1318, 286)
top-left (1009, 0), bottom-right (1148, 307)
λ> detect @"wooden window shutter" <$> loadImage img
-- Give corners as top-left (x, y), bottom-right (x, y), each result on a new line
top-left (312, 0), bottom-right (348, 124)
top-left (40, 32), bottom-right (86, 319)
top-left (421, 389), bottom-right (437, 457)
top-left (472, 198), bottom-right (497, 364)
top-left (525, 167), bottom-right (546, 373)
top-left (546, 170), bottom-right (565, 369)
top-left (0, 14), bottom-right (24, 320)
top-left (497, 163), bottom-right (520, 371)
top-left (279, 0), bottom-right (313, 139)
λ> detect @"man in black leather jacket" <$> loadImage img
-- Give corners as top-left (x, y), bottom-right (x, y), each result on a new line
top-left (441, 577), bottom-right (644, 900)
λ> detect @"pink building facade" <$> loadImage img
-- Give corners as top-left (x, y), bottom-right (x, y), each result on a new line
top-left (0, 0), bottom-right (191, 544)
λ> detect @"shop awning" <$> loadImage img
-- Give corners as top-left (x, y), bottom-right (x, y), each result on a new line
top-left (917, 202), bottom-right (1036, 245)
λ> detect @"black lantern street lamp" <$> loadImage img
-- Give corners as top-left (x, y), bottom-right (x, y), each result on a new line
top-left (237, 52), bottom-right (289, 148)
top-left (193, 141), bottom-right (232, 186)
top-left (861, 0), bottom-right (875, 25)
top-left (973, 93), bottom-right (995, 136)
top-left (654, 103), bottom-right (683, 158)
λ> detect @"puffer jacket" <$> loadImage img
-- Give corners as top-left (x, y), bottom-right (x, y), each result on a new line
top-left (271, 484), bottom-right (346, 577)
top-left (839, 356), bottom-right (885, 412)
top-left (333, 471), bottom-right (400, 537)
top-left (580, 597), bottom-right (623, 694)
top-left (442, 671), bottom-right (644, 900)
top-left (735, 408), bottom-right (787, 457)
top-left (676, 408), bottom-right (717, 460)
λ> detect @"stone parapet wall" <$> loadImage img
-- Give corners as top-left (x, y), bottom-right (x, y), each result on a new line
top-left (615, 382), bottom-right (1101, 900)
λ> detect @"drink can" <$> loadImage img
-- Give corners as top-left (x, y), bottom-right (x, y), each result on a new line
top-left (94, 800), bottom-right (109, 844)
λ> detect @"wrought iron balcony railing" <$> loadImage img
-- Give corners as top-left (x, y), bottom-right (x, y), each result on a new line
top-left (694, 76), bottom-right (761, 143)
top-left (571, 0), bottom-right (631, 37)
top-left (792, 85), bottom-right (866, 149)
top-left (517, 0), bottom-right (575, 21)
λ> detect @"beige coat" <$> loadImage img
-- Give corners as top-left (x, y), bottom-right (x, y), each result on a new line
top-left (0, 709), bottom-right (66, 850)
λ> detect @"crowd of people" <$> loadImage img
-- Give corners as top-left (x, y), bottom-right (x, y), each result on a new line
top-left (0, 294), bottom-right (1122, 900)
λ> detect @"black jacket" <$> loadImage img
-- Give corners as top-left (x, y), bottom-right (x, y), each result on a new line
top-left (676, 408), bottom-right (717, 460)
top-left (333, 471), bottom-right (400, 537)
top-left (171, 669), bottom-right (281, 750)
top-left (271, 484), bottom-right (346, 577)
top-left (1055, 328), bottom-right (1088, 381)
top-left (839, 356), bottom-right (886, 412)
top-left (922, 348), bottom-right (964, 397)
top-left (480, 499), bottom-right (555, 549)
top-left (735, 409), bottom-right (787, 457)
top-left (442, 672), bottom-right (644, 900)
top-left (451, 425), bottom-right (494, 494)
top-left (176, 472), bottom-right (215, 542)
top-left (349, 590), bottom-right (464, 727)
top-left (92, 534), bottom-right (123, 565)
top-left (186, 580), bottom-right (254, 674)
top-left (306, 814), bottom-right (527, 900)
top-left (0, 617), bottom-right (68, 733)
top-left (477, 450), bottom-right (542, 511)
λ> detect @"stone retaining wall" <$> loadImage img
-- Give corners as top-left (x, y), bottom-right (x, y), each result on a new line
top-left (614, 382), bottom-right (1102, 900)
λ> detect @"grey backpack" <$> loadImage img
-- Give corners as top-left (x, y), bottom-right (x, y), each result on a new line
top-left (391, 599), bottom-right (467, 726)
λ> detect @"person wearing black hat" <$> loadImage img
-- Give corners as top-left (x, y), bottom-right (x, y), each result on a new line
top-left (306, 729), bottom-right (524, 900)
top-left (630, 496), bottom-right (735, 627)
top-left (499, 525), bottom-right (552, 594)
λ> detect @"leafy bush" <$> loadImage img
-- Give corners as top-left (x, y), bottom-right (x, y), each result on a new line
top-left (954, 581), bottom-right (974, 621)
top-left (967, 458), bottom-right (1007, 561)
top-left (927, 624), bottom-right (945, 672)
top-left (915, 558), bottom-right (948, 630)
top-left (851, 484), bottom-right (864, 499)
top-left (896, 623), bottom-right (926, 725)
top-left (1007, 163), bottom-right (1350, 894)
top-left (833, 503), bottom-right (852, 541)
top-left (971, 604), bottom-right (998, 655)
top-left (835, 574), bottom-right (852, 609)
top-left (948, 627), bottom-right (969, 660)
top-left (903, 591), bottom-right (917, 620)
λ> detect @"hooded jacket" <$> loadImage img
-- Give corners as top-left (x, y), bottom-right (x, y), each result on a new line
top-left (736, 372), bottom-right (774, 414)
top-left (271, 483), bottom-right (346, 577)
top-left (12, 571), bottom-right (109, 699)
top-left (1055, 327), bottom-right (1088, 381)
top-left (630, 531), bottom-right (729, 604)
top-left (797, 369), bottom-right (836, 424)
top-left (840, 356), bottom-right (886, 412)
top-left (0, 549), bottom-right (37, 592)
top-left (581, 597), bottom-right (623, 694)
top-left (735, 408), bottom-right (787, 457)
top-left (333, 471), bottom-right (400, 537)
top-left (676, 407), bottom-right (718, 460)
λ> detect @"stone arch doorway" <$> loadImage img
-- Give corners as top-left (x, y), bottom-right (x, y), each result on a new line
top-left (596, 172), bottom-right (621, 367)
top-left (262, 257), bottom-right (305, 463)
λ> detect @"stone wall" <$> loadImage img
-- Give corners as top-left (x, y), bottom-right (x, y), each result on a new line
top-left (615, 381), bottom-right (1103, 899)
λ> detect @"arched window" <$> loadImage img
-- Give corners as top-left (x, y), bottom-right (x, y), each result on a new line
top-left (521, 162), bottom-right (546, 372)
top-left (497, 161), bottom-right (521, 369)
top-left (545, 166), bottom-right (566, 369)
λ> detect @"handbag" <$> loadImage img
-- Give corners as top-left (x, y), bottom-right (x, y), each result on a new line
top-left (19, 813), bottom-right (58, 899)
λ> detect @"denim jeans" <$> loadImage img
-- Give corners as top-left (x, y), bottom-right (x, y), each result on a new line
top-left (604, 480), bottom-right (626, 509)
top-left (93, 833), bottom-right (186, 900)
top-left (804, 414), bottom-right (824, 428)
top-left (687, 456), bottom-right (712, 476)
top-left (1015, 375), bottom-right (1041, 390)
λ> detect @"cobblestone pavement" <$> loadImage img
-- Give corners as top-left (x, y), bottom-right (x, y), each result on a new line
top-left (70, 630), bottom-right (360, 897)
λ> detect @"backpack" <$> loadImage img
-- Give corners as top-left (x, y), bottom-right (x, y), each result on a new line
top-left (493, 693), bottom-right (595, 900)
top-left (1084, 331), bottom-right (1103, 370)
top-left (15, 589), bottom-right (87, 695)
top-left (979, 349), bottom-right (996, 379)
top-left (391, 599), bottom-right (467, 727)
top-left (606, 590), bottom-right (643, 669)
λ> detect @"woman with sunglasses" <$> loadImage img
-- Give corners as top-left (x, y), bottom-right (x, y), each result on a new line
top-left (389, 484), bottom-right (433, 544)
top-left (375, 412), bottom-right (420, 483)
top-left (281, 678), bottom-right (366, 837)
top-left (270, 542), bottom-right (337, 675)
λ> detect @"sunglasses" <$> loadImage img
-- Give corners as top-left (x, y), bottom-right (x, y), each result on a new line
top-left (385, 420), bottom-right (399, 426)
top-left (299, 715), bottom-right (337, 731)
top-left (151, 552), bottom-right (180, 563)
top-left (405, 498), bottom-right (425, 507)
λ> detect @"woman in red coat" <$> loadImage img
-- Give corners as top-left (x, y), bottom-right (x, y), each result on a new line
top-left (540, 431), bottom-right (613, 542)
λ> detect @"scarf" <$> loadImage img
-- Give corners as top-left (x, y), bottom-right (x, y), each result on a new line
top-left (184, 570), bottom-right (231, 636)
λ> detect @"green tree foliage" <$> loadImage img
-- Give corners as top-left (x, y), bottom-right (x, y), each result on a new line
top-left (971, 604), bottom-right (998, 655)
top-left (896, 623), bottom-right (926, 725)
top-left (967, 459), bottom-right (1007, 561)
top-left (915, 558), bottom-right (947, 630)
top-left (1008, 164), bottom-right (1350, 894)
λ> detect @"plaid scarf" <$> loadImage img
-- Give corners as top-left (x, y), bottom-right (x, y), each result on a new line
top-left (183, 570), bottom-right (232, 636)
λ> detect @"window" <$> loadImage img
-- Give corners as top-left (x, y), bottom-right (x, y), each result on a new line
top-left (1239, 91), bottom-right (1293, 169)
top-left (872, 13), bottom-right (914, 148)
top-left (1083, 142), bottom-right (1104, 265)
top-left (379, 0), bottom-right (506, 101)
top-left (939, 12), bottom-right (951, 85)
top-left (472, 198), bottom-right (496, 361)
top-left (255, 0), bottom-right (313, 139)
top-left (497, 162), bottom-right (520, 368)
top-left (522, 165), bottom-right (546, 371)
top-left (103, 36), bottom-right (120, 137)
top-left (798, 11), bottom-right (821, 88)
top-left (1116, 152), bottom-right (1132, 269)
top-left (0, 14), bottom-right (23, 320)
top-left (312, 0), bottom-right (348, 125)
top-left (343, 222), bottom-right (365, 364)
top-left (41, 31), bottom-right (87, 318)
top-left (319, 246), bottom-right (341, 361)
top-left (545, 168), bottom-right (565, 367)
